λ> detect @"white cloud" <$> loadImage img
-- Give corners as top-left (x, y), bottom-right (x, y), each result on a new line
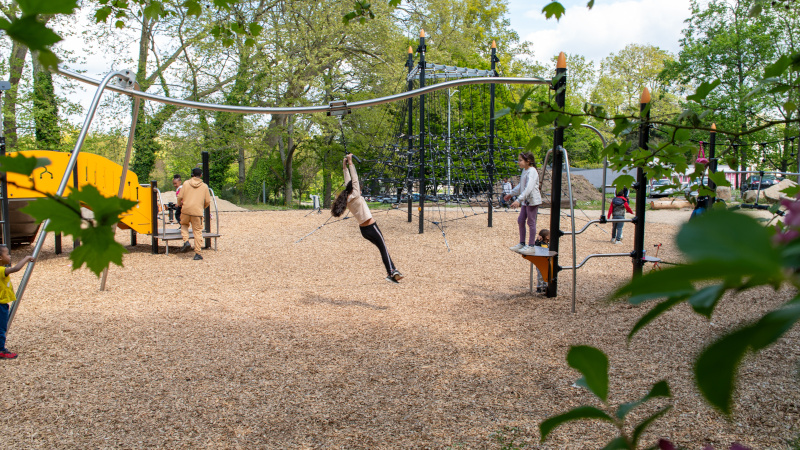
top-left (508, 0), bottom-right (692, 64)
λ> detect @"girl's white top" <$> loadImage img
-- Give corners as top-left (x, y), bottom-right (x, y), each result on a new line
top-left (510, 167), bottom-right (542, 207)
top-left (343, 163), bottom-right (373, 224)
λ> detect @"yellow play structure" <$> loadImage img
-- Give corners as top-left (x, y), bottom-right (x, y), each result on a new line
top-left (3, 150), bottom-right (219, 253)
top-left (6, 150), bottom-right (154, 237)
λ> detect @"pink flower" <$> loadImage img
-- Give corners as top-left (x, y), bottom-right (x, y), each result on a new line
top-left (775, 194), bottom-right (800, 244)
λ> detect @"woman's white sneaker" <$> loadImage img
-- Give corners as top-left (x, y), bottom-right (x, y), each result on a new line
top-left (509, 243), bottom-right (525, 252)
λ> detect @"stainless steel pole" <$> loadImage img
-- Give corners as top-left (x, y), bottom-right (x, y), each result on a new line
top-left (100, 83), bottom-right (141, 291)
top-left (8, 70), bottom-right (133, 327)
top-left (560, 146), bottom-right (577, 313)
top-left (579, 124), bottom-right (609, 218)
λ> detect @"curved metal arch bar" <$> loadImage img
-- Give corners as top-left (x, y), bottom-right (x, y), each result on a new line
top-left (56, 67), bottom-right (550, 114)
top-left (9, 69), bottom-right (136, 328)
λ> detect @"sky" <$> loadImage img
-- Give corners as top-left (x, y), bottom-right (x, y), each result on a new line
top-left (507, 0), bottom-right (693, 65)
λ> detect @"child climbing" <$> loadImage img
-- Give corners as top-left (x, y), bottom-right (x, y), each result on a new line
top-left (534, 229), bottom-right (550, 293)
top-left (608, 191), bottom-right (633, 244)
top-left (332, 154), bottom-right (404, 283)
top-left (504, 152), bottom-right (543, 256)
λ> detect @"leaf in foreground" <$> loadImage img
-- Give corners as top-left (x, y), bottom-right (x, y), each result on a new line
top-left (540, 406), bottom-right (614, 442)
top-left (567, 345), bottom-right (609, 402)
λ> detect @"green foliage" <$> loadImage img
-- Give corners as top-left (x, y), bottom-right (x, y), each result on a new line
top-left (541, 2), bottom-right (566, 20)
top-left (33, 64), bottom-right (60, 149)
top-left (540, 345), bottom-right (671, 448)
top-left (568, 345), bottom-right (609, 402)
top-left (614, 208), bottom-right (800, 415)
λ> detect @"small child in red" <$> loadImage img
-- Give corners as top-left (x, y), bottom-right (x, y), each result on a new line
top-left (607, 191), bottom-right (633, 244)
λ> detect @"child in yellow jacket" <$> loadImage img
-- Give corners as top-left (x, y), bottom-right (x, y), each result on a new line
top-left (0, 245), bottom-right (34, 359)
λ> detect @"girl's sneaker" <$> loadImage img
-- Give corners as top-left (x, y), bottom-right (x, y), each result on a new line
top-left (518, 245), bottom-right (537, 255)
top-left (0, 350), bottom-right (18, 359)
top-left (509, 243), bottom-right (525, 252)
top-left (391, 270), bottom-right (404, 281)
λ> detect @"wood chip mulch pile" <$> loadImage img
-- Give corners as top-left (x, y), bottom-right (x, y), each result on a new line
top-left (1, 207), bottom-right (797, 449)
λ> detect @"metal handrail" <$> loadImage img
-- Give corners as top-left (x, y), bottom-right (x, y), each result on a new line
top-left (561, 253), bottom-right (632, 270)
top-left (721, 170), bottom-right (800, 176)
top-left (56, 68), bottom-right (550, 115)
top-left (562, 217), bottom-right (635, 236)
top-left (208, 188), bottom-right (220, 250)
top-left (152, 187), bottom-right (167, 240)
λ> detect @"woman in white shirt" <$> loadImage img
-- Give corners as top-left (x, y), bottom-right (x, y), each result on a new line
top-left (331, 154), bottom-right (404, 283)
top-left (504, 152), bottom-right (543, 255)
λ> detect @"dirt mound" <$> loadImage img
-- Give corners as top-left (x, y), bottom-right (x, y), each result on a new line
top-left (540, 172), bottom-right (602, 202)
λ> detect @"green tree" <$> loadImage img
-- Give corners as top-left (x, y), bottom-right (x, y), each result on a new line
top-left (32, 56), bottom-right (60, 150)
top-left (661, 0), bottom-right (780, 186)
top-left (594, 43), bottom-right (680, 119)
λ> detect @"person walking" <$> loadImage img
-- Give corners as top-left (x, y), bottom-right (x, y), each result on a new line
top-left (177, 168), bottom-right (211, 260)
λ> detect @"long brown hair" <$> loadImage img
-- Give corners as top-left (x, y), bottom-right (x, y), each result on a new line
top-left (520, 152), bottom-right (537, 169)
top-left (331, 181), bottom-right (353, 217)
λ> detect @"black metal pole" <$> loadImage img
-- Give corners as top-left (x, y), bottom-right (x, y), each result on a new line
top-left (202, 150), bottom-right (211, 249)
top-left (546, 53), bottom-right (567, 298)
top-left (632, 89), bottom-right (651, 277)
top-left (0, 139), bottom-right (9, 247)
top-left (418, 30), bottom-right (426, 234)
top-left (130, 228), bottom-right (136, 246)
top-left (406, 46), bottom-right (414, 223)
top-left (708, 123), bottom-right (717, 194)
top-left (488, 40), bottom-right (498, 228)
top-left (150, 180), bottom-right (158, 254)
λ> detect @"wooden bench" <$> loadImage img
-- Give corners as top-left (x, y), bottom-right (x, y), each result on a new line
top-left (521, 250), bottom-right (557, 293)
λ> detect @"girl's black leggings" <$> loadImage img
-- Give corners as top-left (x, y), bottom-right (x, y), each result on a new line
top-left (359, 222), bottom-right (397, 276)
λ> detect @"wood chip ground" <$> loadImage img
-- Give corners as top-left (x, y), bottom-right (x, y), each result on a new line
top-left (1, 206), bottom-right (797, 449)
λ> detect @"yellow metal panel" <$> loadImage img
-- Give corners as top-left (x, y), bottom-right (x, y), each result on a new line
top-left (5, 150), bottom-right (154, 235)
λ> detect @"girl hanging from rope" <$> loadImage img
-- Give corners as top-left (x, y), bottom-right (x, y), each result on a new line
top-left (332, 154), bottom-right (404, 283)
top-left (504, 152), bottom-right (543, 255)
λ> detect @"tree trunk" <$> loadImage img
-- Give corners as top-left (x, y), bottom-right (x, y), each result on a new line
top-left (283, 117), bottom-right (294, 206)
top-left (3, 41), bottom-right (29, 149)
top-left (32, 56), bottom-right (60, 150)
top-left (323, 166), bottom-right (332, 208)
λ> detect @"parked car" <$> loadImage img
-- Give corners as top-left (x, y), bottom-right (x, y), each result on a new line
top-left (741, 175), bottom-right (779, 192)
top-left (647, 179), bottom-right (680, 198)
top-left (680, 182), bottom-right (700, 197)
top-left (399, 193), bottom-right (420, 202)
